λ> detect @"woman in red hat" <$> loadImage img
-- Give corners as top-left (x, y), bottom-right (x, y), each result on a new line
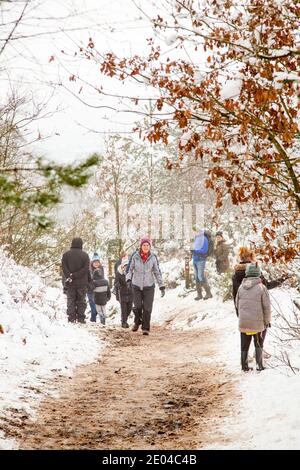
top-left (126, 236), bottom-right (165, 335)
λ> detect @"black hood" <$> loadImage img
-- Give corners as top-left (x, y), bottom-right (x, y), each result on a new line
top-left (71, 237), bottom-right (83, 249)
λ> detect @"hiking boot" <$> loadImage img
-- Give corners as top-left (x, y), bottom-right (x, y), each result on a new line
top-left (142, 330), bottom-right (149, 336)
top-left (255, 347), bottom-right (265, 371)
top-left (194, 294), bottom-right (202, 300)
top-left (194, 282), bottom-right (202, 301)
top-left (122, 322), bottom-right (129, 329)
top-left (202, 281), bottom-right (213, 300)
top-left (132, 324), bottom-right (139, 332)
top-left (241, 351), bottom-right (253, 372)
top-left (203, 293), bottom-right (213, 300)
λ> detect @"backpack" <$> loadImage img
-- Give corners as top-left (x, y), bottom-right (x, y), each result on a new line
top-left (204, 230), bottom-right (214, 258)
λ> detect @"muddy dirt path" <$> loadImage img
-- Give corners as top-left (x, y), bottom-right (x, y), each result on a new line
top-left (6, 325), bottom-right (237, 450)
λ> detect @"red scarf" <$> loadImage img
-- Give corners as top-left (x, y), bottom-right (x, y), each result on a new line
top-left (140, 250), bottom-right (150, 263)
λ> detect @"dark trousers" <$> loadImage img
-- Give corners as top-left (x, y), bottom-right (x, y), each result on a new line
top-left (87, 291), bottom-right (97, 322)
top-left (133, 287), bottom-right (155, 331)
top-left (241, 331), bottom-right (265, 353)
top-left (67, 286), bottom-right (87, 323)
top-left (120, 300), bottom-right (132, 324)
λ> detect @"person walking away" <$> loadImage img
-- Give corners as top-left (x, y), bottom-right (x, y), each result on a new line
top-left (232, 246), bottom-right (286, 349)
top-left (126, 236), bottom-right (165, 335)
top-left (235, 263), bottom-right (271, 372)
top-left (88, 252), bottom-right (104, 322)
top-left (191, 229), bottom-right (213, 300)
top-left (61, 237), bottom-right (90, 323)
top-left (114, 257), bottom-right (133, 328)
top-left (93, 267), bottom-right (111, 325)
top-left (214, 231), bottom-right (230, 274)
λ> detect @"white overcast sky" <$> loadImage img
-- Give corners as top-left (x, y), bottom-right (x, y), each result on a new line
top-left (2, 0), bottom-right (164, 164)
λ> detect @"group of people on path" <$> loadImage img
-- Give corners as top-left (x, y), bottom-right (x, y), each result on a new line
top-left (61, 231), bottom-right (287, 370)
top-left (61, 236), bottom-right (164, 336)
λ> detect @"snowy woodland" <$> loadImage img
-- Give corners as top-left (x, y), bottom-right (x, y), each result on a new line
top-left (1, 0), bottom-right (300, 451)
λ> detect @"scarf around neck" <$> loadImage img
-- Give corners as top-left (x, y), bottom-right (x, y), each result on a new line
top-left (140, 250), bottom-right (150, 263)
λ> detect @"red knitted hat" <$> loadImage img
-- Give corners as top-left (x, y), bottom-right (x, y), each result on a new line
top-left (140, 236), bottom-right (151, 246)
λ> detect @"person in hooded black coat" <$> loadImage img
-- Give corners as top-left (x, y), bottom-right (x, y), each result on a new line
top-left (114, 258), bottom-right (133, 328)
top-left (61, 237), bottom-right (90, 323)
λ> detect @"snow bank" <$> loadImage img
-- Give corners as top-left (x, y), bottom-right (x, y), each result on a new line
top-left (0, 248), bottom-right (102, 449)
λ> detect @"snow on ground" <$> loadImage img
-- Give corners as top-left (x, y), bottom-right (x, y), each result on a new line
top-left (151, 277), bottom-right (300, 450)
top-left (0, 249), bottom-right (103, 450)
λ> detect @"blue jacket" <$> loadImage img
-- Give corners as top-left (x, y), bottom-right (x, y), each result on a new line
top-left (192, 234), bottom-right (209, 262)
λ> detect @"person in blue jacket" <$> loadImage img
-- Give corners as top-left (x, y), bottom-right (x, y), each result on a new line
top-left (191, 229), bottom-right (213, 300)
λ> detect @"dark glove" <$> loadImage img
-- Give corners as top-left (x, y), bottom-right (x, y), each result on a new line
top-left (160, 286), bottom-right (165, 298)
top-left (126, 279), bottom-right (132, 289)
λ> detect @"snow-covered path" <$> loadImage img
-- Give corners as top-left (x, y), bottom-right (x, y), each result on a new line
top-left (5, 324), bottom-right (237, 450)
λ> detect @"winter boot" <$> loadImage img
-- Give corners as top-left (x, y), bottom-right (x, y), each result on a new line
top-left (132, 323), bottom-right (140, 332)
top-left (194, 282), bottom-right (203, 301)
top-left (68, 313), bottom-right (76, 323)
top-left (241, 351), bottom-right (253, 372)
top-left (255, 347), bottom-right (265, 371)
top-left (202, 281), bottom-right (213, 300)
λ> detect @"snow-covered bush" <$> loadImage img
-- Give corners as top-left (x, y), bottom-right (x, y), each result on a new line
top-left (212, 270), bottom-right (234, 302)
top-left (161, 259), bottom-right (184, 288)
top-left (162, 240), bottom-right (181, 256)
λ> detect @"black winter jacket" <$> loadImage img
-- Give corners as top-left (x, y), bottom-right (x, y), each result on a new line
top-left (88, 264), bottom-right (104, 294)
top-left (61, 238), bottom-right (90, 287)
top-left (114, 265), bottom-right (133, 303)
top-left (93, 269), bottom-right (111, 306)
